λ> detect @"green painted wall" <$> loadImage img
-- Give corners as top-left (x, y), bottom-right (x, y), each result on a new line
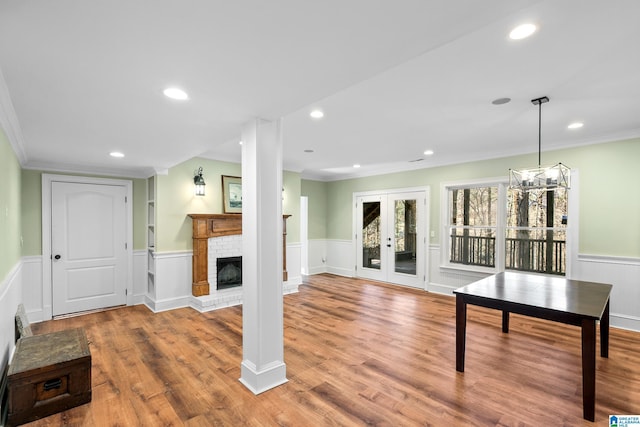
top-left (301, 179), bottom-right (328, 240)
top-left (561, 138), bottom-right (640, 256)
top-left (324, 137), bottom-right (640, 258)
top-left (19, 169), bottom-right (147, 255)
top-left (283, 170), bottom-right (301, 243)
top-left (156, 157), bottom-right (301, 252)
top-left (0, 128), bottom-right (21, 281)
top-left (156, 157), bottom-right (241, 252)
top-left (8, 135), bottom-right (639, 266)
top-left (20, 170), bottom-right (41, 255)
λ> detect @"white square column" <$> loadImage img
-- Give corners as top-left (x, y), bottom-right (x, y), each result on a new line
top-left (239, 118), bottom-right (287, 394)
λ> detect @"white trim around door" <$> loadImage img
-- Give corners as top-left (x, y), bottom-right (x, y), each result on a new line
top-left (42, 174), bottom-right (134, 320)
top-left (353, 186), bottom-right (430, 289)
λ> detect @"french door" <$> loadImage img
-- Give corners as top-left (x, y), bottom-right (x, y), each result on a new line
top-left (355, 190), bottom-right (427, 288)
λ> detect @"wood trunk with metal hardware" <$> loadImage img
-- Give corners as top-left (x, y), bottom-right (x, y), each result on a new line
top-left (6, 328), bottom-right (91, 426)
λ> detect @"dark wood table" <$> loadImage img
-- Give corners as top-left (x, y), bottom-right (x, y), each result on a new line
top-left (454, 272), bottom-right (612, 422)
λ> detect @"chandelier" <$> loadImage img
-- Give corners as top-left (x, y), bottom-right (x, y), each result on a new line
top-left (509, 96), bottom-right (570, 191)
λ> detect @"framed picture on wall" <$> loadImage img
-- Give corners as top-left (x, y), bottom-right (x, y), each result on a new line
top-left (222, 175), bottom-right (242, 213)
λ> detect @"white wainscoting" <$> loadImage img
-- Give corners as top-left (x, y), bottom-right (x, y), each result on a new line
top-left (145, 251), bottom-right (192, 313)
top-left (21, 256), bottom-right (44, 321)
top-left (314, 239), bottom-right (639, 332)
top-left (17, 245), bottom-right (301, 320)
top-left (20, 254), bottom-right (147, 322)
top-left (427, 245), bottom-right (490, 295)
top-left (307, 239), bottom-right (328, 275)
top-left (0, 261), bottom-right (23, 373)
top-left (574, 254), bottom-right (640, 331)
top-left (132, 250), bottom-right (147, 305)
top-left (145, 244), bottom-right (302, 314)
top-left (325, 239), bottom-right (354, 277)
top-left (286, 243), bottom-right (303, 285)
top-left (16, 243), bottom-right (637, 331)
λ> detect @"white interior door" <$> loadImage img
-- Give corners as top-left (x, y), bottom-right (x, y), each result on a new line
top-left (51, 181), bottom-right (128, 316)
top-left (356, 190), bottom-right (426, 288)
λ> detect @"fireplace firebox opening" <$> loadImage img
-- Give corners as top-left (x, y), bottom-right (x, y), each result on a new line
top-left (216, 256), bottom-right (242, 290)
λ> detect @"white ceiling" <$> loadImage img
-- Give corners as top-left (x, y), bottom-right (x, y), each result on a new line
top-left (1, 1), bottom-right (639, 180)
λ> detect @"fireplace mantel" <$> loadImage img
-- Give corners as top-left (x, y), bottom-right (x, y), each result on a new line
top-left (188, 214), bottom-right (290, 297)
top-left (189, 214), bottom-right (242, 238)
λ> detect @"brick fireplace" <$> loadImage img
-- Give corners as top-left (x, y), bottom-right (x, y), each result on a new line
top-left (208, 234), bottom-right (242, 290)
top-left (188, 213), bottom-right (290, 297)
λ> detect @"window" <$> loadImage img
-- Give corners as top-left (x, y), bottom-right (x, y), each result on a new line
top-left (448, 186), bottom-right (498, 268)
top-left (506, 188), bottom-right (568, 274)
top-left (442, 179), bottom-right (570, 275)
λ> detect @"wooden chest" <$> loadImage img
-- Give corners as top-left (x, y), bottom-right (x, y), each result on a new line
top-left (7, 328), bottom-right (91, 426)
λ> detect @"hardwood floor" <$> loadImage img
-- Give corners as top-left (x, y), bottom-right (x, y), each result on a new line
top-left (24, 274), bottom-right (640, 426)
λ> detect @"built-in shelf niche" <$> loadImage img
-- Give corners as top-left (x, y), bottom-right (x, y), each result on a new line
top-left (147, 176), bottom-right (156, 296)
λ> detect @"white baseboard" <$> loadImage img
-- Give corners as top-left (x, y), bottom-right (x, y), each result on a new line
top-left (326, 266), bottom-right (353, 277)
top-left (308, 265), bottom-right (328, 275)
top-left (144, 295), bottom-right (190, 313)
top-left (427, 282), bottom-right (457, 295)
top-left (610, 314), bottom-right (640, 332)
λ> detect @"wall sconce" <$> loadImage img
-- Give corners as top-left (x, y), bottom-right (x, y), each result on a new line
top-left (194, 167), bottom-right (206, 196)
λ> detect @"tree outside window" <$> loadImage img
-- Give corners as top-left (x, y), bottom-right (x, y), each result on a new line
top-left (446, 183), bottom-right (568, 275)
top-left (448, 186), bottom-right (497, 267)
top-left (506, 187), bottom-right (567, 274)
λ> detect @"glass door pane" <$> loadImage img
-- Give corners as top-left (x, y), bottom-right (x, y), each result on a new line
top-left (356, 191), bottom-right (426, 288)
top-left (362, 201), bottom-right (381, 270)
top-left (394, 199), bottom-right (417, 275)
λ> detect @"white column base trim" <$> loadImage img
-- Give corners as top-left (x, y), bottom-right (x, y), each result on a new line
top-left (239, 360), bottom-right (288, 395)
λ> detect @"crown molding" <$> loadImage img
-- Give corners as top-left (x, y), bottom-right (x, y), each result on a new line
top-left (0, 67), bottom-right (27, 165)
top-left (22, 160), bottom-right (153, 179)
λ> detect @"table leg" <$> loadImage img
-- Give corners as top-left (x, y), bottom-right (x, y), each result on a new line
top-left (581, 318), bottom-right (596, 421)
top-left (502, 311), bottom-right (510, 333)
top-left (456, 295), bottom-right (467, 372)
top-left (601, 299), bottom-right (610, 358)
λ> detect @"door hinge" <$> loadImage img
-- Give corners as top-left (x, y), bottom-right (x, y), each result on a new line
top-left (125, 289), bottom-right (128, 296)
top-left (125, 242), bottom-right (128, 249)
top-left (125, 196), bottom-right (128, 203)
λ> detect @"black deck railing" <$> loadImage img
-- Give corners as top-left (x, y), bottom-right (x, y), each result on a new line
top-left (450, 234), bottom-right (565, 275)
top-left (450, 235), bottom-right (495, 267)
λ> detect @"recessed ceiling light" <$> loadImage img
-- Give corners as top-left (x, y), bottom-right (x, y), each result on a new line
top-left (163, 87), bottom-right (189, 100)
top-left (353, 164), bottom-right (361, 168)
top-left (423, 150), bottom-right (434, 156)
top-left (239, 140), bottom-right (243, 145)
top-left (568, 122), bottom-right (584, 129)
top-left (310, 110), bottom-right (324, 119)
top-left (110, 151), bottom-right (124, 158)
top-left (491, 97), bottom-right (511, 105)
top-left (509, 23), bottom-right (537, 40)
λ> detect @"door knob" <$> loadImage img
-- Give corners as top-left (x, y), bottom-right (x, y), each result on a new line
top-left (54, 254), bottom-right (61, 260)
